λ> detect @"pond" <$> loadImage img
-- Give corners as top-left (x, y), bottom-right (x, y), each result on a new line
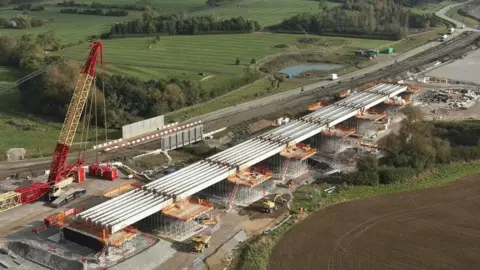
top-left (279, 63), bottom-right (344, 76)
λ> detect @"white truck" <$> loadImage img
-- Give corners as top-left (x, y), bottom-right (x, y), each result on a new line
top-left (448, 28), bottom-right (454, 34)
top-left (328, 73), bottom-right (338, 80)
top-left (440, 34), bottom-right (448, 41)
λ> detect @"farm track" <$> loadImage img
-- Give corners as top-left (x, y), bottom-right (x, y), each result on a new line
top-left (1, 31), bottom-right (479, 178)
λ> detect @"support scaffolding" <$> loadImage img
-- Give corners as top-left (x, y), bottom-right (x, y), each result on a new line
top-left (138, 197), bottom-right (214, 241)
top-left (203, 179), bottom-right (269, 207)
top-left (278, 143), bottom-right (316, 181)
top-left (140, 213), bottom-right (204, 241)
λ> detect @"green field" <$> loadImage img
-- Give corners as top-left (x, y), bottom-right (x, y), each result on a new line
top-left (59, 33), bottom-right (392, 82)
top-left (0, 66), bottom-right (62, 159)
top-left (0, 6), bottom-right (143, 42)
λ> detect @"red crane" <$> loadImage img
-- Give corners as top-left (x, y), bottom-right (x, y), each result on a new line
top-left (13, 41), bottom-right (104, 205)
top-left (48, 41), bottom-right (103, 184)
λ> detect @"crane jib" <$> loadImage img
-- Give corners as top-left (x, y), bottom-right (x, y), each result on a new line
top-left (48, 41), bottom-right (104, 184)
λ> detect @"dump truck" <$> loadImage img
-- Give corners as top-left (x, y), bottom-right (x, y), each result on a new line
top-left (191, 235), bottom-right (211, 252)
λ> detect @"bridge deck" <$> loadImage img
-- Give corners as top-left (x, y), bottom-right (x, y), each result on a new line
top-left (75, 84), bottom-right (407, 234)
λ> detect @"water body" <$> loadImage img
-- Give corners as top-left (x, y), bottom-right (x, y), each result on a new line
top-left (280, 63), bottom-right (344, 76)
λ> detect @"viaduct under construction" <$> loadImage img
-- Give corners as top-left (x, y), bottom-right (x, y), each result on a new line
top-left (62, 83), bottom-right (416, 249)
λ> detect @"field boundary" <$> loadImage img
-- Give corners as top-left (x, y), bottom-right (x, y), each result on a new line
top-left (237, 160), bottom-right (480, 270)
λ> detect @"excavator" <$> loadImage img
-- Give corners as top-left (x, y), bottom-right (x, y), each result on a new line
top-left (262, 194), bottom-right (288, 213)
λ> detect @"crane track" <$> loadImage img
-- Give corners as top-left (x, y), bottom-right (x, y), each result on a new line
top-left (1, 32), bottom-right (479, 178)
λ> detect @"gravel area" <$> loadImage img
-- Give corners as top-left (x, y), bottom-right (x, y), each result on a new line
top-left (426, 49), bottom-right (480, 84)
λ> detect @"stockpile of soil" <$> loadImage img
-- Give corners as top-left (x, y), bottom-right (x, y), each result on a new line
top-left (6, 241), bottom-right (83, 270)
top-left (269, 174), bottom-right (480, 270)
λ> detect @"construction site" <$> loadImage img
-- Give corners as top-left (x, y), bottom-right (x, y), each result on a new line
top-left (1, 28), bottom-right (480, 270)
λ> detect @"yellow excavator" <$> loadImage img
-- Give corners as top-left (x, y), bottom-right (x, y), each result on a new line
top-left (191, 235), bottom-right (211, 253)
top-left (262, 194), bottom-right (287, 213)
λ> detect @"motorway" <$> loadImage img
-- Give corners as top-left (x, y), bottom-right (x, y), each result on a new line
top-left (1, 12), bottom-right (479, 177)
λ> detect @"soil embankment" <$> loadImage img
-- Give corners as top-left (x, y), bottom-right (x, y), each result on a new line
top-left (269, 174), bottom-right (480, 270)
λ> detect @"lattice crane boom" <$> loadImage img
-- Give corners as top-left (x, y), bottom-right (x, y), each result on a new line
top-left (48, 41), bottom-right (104, 183)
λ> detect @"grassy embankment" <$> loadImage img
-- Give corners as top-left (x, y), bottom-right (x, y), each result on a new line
top-left (445, 3), bottom-right (480, 27)
top-left (0, 68), bottom-right (112, 160)
top-left (237, 161), bottom-right (480, 270)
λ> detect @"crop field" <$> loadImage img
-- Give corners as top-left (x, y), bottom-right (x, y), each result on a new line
top-left (269, 171), bottom-right (480, 270)
top-left (59, 33), bottom-right (392, 81)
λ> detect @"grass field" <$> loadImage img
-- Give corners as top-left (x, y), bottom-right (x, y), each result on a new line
top-left (59, 33), bottom-right (392, 82)
top-left (0, 68), bottom-right (113, 159)
top-left (0, 0), bottom-right (339, 43)
top-left (0, 6), bottom-right (143, 42)
top-left (237, 161), bottom-right (480, 270)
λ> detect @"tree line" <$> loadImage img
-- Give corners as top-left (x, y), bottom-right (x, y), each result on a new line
top-left (205, 0), bottom-right (237, 7)
top-left (13, 3), bottom-right (44, 11)
top-left (323, 107), bottom-right (480, 187)
top-left (0, 33), bottom-right (260, 128)
top-left (0, 14), bottom-right (44, 29)
top-left (105, 8), bottom-right (260, 37)
top-left (60, 8), bottom-right (129, 17)
top-left (274, 0), bottom-right (447, 40)
top-left (57, 0), bottom-right (144, 11)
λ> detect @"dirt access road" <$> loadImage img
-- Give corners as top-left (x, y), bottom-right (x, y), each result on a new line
top-left (269, 174), bottom-right (480, 270)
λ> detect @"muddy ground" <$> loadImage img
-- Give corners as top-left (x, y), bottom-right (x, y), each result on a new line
top-left (239, 194), bottom-right (291, 220)
top-left (269, 174), bottom-right (480, 270)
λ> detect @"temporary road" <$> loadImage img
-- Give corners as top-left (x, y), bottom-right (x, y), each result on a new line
top-left (75, 84), bottom-right (407, 234)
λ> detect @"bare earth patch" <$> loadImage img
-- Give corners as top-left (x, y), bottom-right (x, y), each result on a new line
top-left (269, 174), bottom-right (480, 270)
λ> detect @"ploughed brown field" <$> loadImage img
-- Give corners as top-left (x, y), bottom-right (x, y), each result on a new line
top-left (269, 174), bottom-right (480, 270)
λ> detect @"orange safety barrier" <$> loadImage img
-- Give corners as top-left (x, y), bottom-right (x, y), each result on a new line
top-left (280, 143), bottom-right (317, 160)
top-left (227, 166), bottom-right (273, 187)
top-left (356, 108), bottom-right (387, 120)
top-left (162, 197), bottom-right (214, 221)
top-left (406, 86), bottom-right (420, 93)
top-left (322, 125), bottom-right (356, 139)
top-left (308, 101), bottom-right (329, 111)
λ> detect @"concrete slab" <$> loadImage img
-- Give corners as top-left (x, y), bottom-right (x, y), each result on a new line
top-left (426, 49), bottom-right (480, 84)
top-left (109, 238), bottom-right (176, 270)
